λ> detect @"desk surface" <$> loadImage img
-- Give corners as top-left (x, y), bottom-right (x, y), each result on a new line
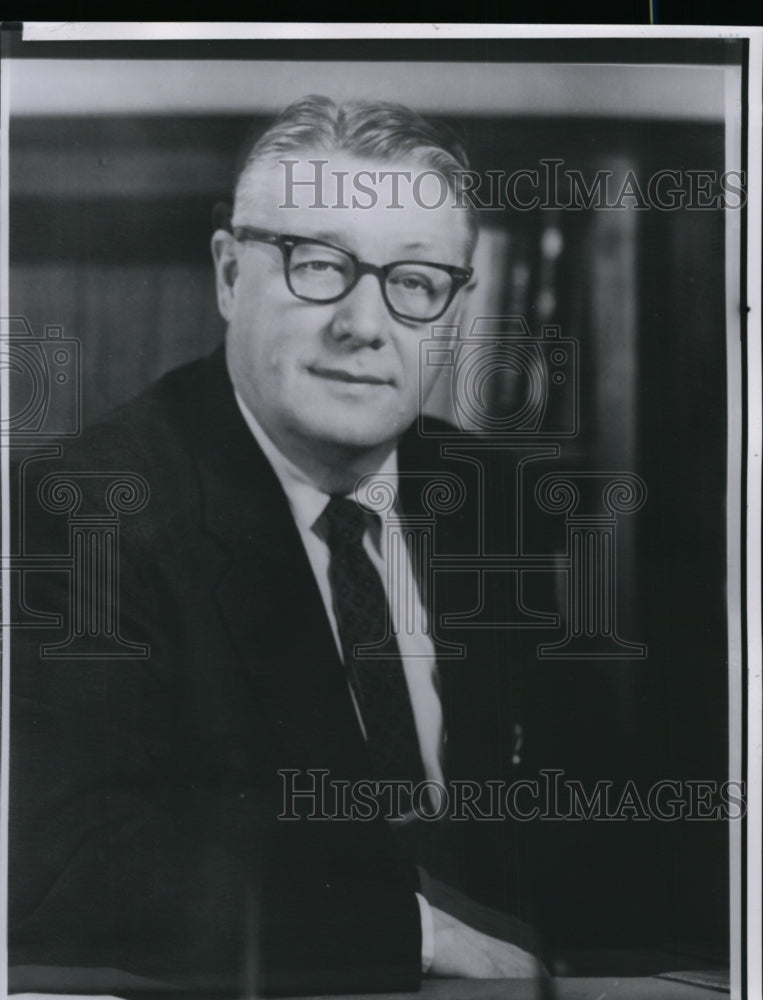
top-left (12, 974), bottom-right (728, 1000)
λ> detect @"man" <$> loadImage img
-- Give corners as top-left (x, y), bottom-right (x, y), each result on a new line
top-left (10, 96), bottom-right (544, 996)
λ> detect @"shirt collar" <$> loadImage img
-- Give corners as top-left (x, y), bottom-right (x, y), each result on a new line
top-left (234, 391), bottom-right (398, 543)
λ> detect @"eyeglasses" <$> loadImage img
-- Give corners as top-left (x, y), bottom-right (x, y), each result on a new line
top-left (232, 226), bottom-right (473, 323)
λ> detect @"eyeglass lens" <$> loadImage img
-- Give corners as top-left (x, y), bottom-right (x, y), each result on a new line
top-left (288, 242), bottom-right (455, 320)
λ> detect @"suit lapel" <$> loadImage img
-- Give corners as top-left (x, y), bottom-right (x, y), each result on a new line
top-left (398, 429), bottom-right (509, 783)
top-left (193, 349), bottom-right (370, 776)
top-left (397, 424), bottom-right (469, 782)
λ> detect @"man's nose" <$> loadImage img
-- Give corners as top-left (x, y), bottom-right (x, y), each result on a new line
top-left (328, 273), bottom-right (392, 347)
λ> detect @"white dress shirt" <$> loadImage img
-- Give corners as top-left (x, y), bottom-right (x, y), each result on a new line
top-left (235, 392), bottom-right (439, 971)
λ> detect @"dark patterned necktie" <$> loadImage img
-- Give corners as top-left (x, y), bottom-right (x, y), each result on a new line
top-left (323, 496), bottom-right (426, 798)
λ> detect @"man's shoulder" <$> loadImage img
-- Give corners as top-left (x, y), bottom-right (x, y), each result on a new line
top-left (399, 415), bottom-right (456, 466)
top-left (11, 350), bottom-right (231, 550)
top-left (18, 347), bottom-right (230, 488)
top-left (400, 415), bottom-right (507, 468)
top-left (398, 417), bottom-right (512, 536)
top-left (78, 350), bottom-right (217, 466)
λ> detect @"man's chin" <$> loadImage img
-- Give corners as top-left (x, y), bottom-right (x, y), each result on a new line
top-left (293, 414), bottom-right (405, 457)
top-left (310, 426), bottom-right (397, 454)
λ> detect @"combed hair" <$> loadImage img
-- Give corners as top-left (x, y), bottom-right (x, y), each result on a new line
top-left (232, 95), bottom-right (479, 247)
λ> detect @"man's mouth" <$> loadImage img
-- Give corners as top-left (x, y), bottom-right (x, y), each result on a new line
top-left (308, 366), bottom-right (392, 386)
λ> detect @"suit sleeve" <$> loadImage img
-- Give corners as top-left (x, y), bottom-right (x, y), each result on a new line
top-left (9, 470), bottom-right (423, 997)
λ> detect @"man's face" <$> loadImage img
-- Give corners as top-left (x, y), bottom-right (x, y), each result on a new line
top-left (212, 149), bottom-right (474, 472)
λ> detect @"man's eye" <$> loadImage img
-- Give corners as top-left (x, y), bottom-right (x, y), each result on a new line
top-left (292, 252), bottom-right (352, 277)
top-left (295, 259), bottom-right (341, 272)
top-left (390, 272), bottom-right (436, 295)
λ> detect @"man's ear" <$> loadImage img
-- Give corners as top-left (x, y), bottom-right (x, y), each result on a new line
top-left (211, 229), bottom-right (239, 322)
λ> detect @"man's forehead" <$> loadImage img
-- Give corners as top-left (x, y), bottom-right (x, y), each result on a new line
top-left (237, 149), bottom-right (428, 199)
top-left (233, 149), bottom-right (474, 259)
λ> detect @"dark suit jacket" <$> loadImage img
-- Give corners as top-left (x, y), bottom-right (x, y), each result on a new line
top-left (10, 347), bottom-right (523, 997)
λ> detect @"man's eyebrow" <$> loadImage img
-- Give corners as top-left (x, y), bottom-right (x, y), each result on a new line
top-left (284, 228), bottom-right (447, 260)
top-left (292, 228), bottom-right (352, 246)
top-left (305, 232), bottom-right (440, 255)
top-left (399, 239), bottom-right (438, 253)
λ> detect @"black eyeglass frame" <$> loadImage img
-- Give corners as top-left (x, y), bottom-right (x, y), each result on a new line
top-left (232, 225), bottom-right (473, 323)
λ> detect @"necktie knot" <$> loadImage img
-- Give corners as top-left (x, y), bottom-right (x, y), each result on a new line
top-left (323, 495), bottom-right (371, 549)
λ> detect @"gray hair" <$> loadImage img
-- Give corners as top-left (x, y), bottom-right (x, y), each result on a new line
top-left (232, 94), bottom-right (479, 252)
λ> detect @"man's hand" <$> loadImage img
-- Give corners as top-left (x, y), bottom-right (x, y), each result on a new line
top-left (429, 905), bottom-right (542, 979)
